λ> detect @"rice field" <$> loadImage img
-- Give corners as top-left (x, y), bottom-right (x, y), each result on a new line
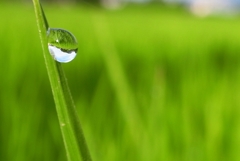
top-left (1, 2), bottom-right (240, 161)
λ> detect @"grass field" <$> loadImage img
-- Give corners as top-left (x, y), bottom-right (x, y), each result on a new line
top-left (1, 2), bottom-right (240, 161)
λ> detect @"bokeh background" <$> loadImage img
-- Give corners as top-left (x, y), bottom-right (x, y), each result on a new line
top-left (1, 0), bottom-right (240, 160)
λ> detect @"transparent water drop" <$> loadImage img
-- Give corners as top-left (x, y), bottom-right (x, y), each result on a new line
top-left (47, 28), bottom-right (78, 63)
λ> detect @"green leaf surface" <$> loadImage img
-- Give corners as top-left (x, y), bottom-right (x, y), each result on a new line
top-left (32, 1), bottom-right (92, 161)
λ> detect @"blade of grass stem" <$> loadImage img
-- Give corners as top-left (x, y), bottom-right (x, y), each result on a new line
top-left (32, 1), bottom-right (92, 161)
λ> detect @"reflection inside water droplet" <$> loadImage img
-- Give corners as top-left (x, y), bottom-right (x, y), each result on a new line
top-left (47, 28), bottom-right (78, 63)
top-left (48, 45), bottom-right (77, 63)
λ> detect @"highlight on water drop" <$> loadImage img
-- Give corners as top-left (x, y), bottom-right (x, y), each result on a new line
top-left (47, 28), bottom-right (78, 63)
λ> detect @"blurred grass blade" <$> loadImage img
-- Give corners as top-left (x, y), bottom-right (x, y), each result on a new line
top-left (91, 12), bottom-right (145, 145)
top-left (32, 0), bottom-right (92, 161)
top-left (40, 3), bottom-right (49, 29)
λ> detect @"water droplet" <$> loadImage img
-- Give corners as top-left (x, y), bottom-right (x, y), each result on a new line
top-left (47, 28), bottom-right (78, 63)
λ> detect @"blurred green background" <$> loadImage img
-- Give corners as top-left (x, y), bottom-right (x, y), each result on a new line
top-left (1, 1), bottom-right (240, 161)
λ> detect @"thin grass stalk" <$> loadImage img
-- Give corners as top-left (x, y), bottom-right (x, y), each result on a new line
top-left (32, 1), bottom-right (92, 161)
top-left (91, 11), bottom-right (146, 147)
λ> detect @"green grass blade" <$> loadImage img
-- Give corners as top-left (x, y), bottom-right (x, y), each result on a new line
top-left (91, 12), bottom-right (144, 139)
top-left (32, 1), bottom-right (92, 161)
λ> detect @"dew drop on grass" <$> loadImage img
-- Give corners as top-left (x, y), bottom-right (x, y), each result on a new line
top-left (47, 28), bottom-right (78, 63)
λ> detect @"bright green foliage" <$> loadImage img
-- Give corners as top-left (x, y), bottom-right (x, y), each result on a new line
top-left (32, 1), bottom-right (91, 161)
top-left (1, 3), bottom-right (240, 161)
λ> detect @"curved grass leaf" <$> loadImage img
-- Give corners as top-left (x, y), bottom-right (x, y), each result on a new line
top-left (32, 1), bottom-right (92, 161)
